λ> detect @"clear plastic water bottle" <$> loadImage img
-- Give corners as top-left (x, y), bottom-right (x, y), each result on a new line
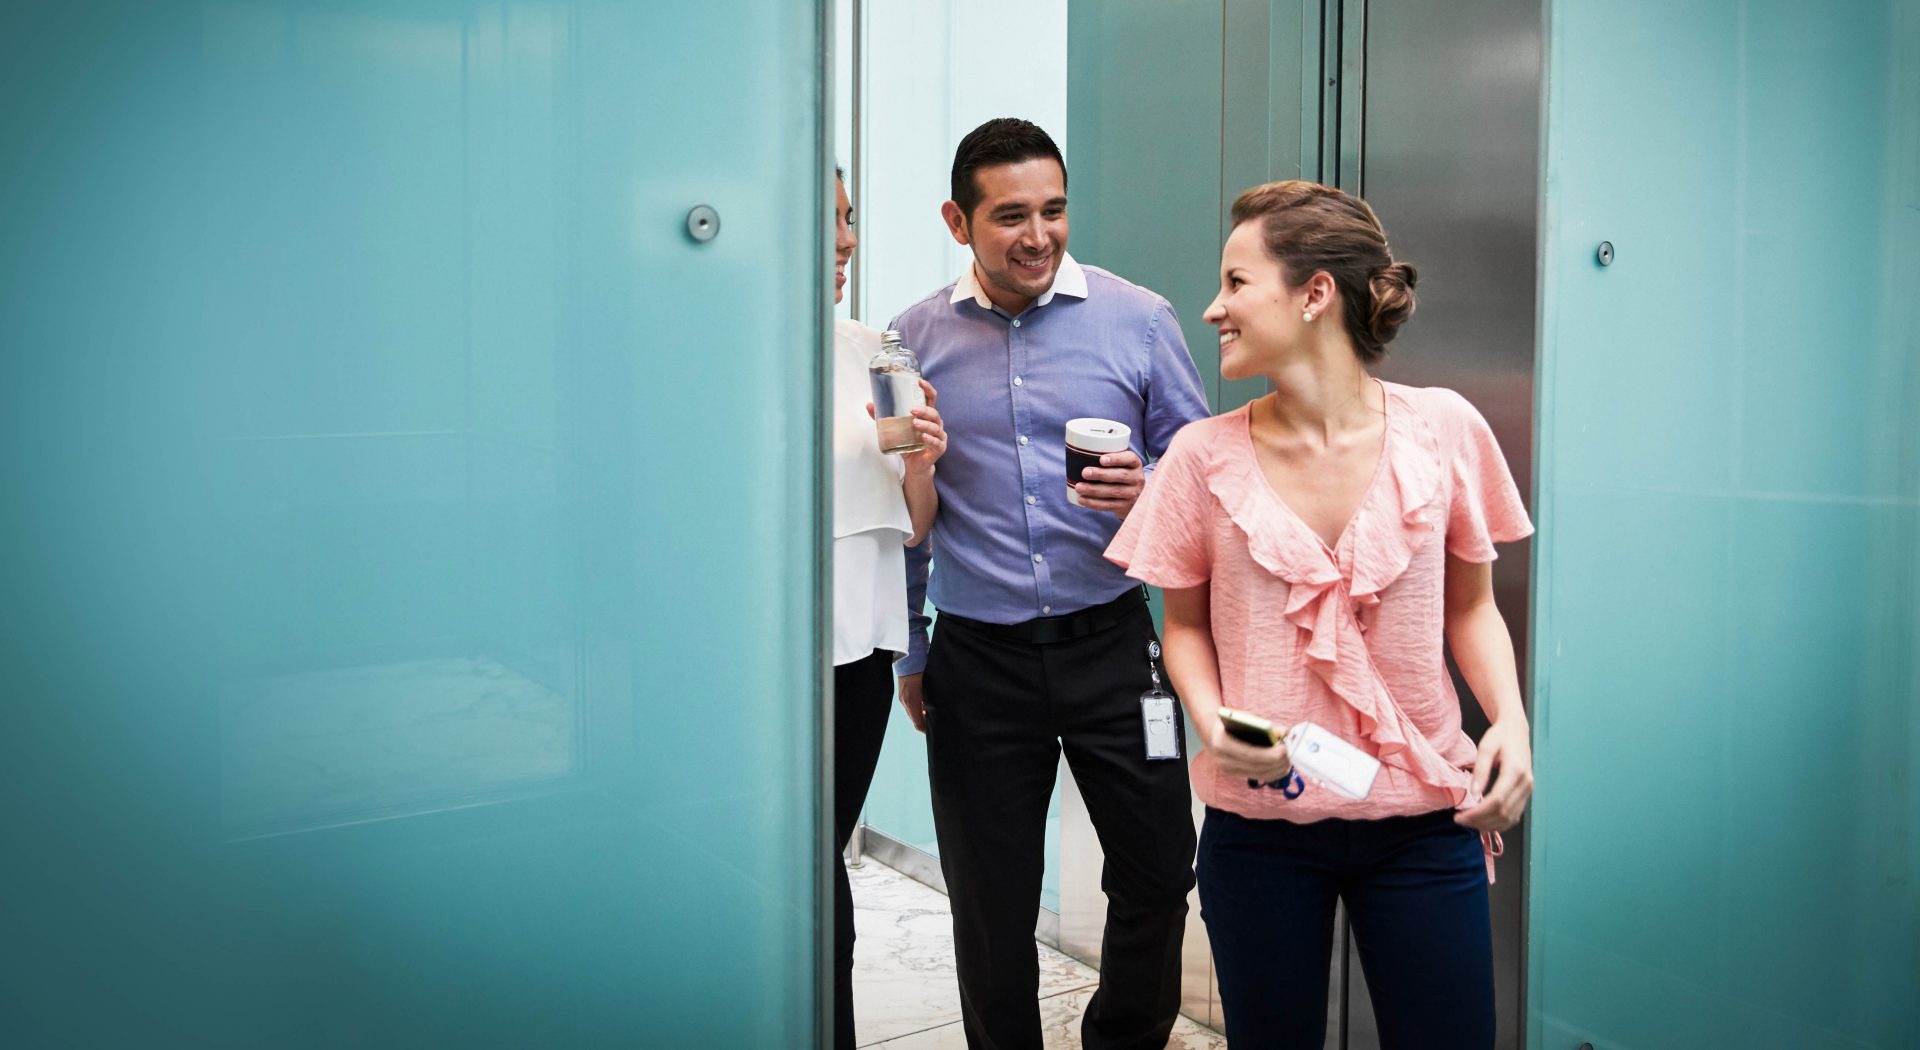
top-left (867, 329), bottom-right (927, 455)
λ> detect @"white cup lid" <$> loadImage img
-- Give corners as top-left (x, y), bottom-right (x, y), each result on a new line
top-left (1065, 418), bottom-right (1132, 454)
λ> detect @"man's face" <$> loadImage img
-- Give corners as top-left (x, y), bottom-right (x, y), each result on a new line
top-left (943, 158), bottom-right (1068, 315)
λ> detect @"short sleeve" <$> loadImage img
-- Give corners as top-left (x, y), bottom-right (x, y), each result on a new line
top-left (1105, 426), bottom-right (1215, 588)
top-left (1140, 297), bottom-right (1212, 462)
top-left (1443, 393), bottom-right (1534, 562)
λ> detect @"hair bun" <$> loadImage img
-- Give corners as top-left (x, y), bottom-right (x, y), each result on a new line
top-left (1367, 261), bottom-right (1418, 348)
top-left (1228, 181), bottom-right (1418, 363)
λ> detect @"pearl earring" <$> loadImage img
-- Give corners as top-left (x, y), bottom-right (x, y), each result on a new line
top-left (1302, 311), bottom-right (1314, 323)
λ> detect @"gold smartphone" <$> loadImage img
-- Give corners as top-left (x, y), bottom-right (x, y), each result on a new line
top-left (1216, 707), bottom-right (1280, 748)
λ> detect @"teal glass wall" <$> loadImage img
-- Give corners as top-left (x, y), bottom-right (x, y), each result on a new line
top-left (1531, 0), bottom-right (1919, 1045)
top-left (0, 2), bottom-right (829, 1045)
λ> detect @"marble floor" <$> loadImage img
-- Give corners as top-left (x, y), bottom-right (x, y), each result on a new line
top-left (850, 860), bottom-right (1226, 1049)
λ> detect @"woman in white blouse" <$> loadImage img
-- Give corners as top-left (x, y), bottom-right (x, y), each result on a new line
top-left (830, 168), bottom-right (944, 1050)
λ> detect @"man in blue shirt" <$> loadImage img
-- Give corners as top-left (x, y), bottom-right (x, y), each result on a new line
top-left (888, 118), bottom-right (1211, 1050)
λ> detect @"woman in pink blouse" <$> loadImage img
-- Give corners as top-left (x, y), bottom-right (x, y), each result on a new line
top-left (1106, 181), bottom-right (1533, 1048)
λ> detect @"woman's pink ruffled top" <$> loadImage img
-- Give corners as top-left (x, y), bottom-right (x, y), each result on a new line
top-left (1106, 383), bottom-right (1532, 872)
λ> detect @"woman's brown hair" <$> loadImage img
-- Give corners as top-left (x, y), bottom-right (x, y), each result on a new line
top-left (1229, 180), bottom-right (1417, 364)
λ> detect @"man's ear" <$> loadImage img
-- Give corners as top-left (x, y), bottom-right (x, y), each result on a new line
top-left (940, 200), bottom-right (971, 247)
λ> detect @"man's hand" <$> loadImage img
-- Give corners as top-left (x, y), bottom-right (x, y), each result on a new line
top-left (896, 673), bottom-right (928, 733)
top-left (1074, 449), bottom-right (1147, 520)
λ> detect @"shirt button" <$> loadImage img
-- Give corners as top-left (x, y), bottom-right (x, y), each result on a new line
top-left (1042, 605), bottom-right (1052, 614)
top-left (1012, 319), bottom-right (1023, 328)
top-left (1013, 376), bottom-right (1023, 386)
top-left (1025, 495), bottom-right (1036, 505)
top-left (1032, 553), bottom-right (1044, 563)
top-left (1018, 435), bottom-right (1029, 446)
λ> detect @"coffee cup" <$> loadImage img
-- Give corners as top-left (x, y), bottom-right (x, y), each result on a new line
top-left (1065, 418), bottom-right (1132, 506)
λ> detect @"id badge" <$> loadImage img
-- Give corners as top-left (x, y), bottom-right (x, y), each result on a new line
top-left (1139, 639), bottom-right (1181, 760)
top-left (1141, 692), bottom-right (1182, 760)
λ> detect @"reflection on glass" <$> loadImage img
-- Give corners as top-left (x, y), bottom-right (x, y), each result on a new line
top-left (198, 3), bottom-right (589, 836)
top-left (221, 653), bottom-right (576, 834)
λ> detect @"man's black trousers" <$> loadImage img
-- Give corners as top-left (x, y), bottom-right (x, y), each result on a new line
top-left (923, 593), bottom-right (1197, 1050)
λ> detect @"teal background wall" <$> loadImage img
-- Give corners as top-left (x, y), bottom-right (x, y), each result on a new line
top-left (1069, 0), bottom-right (1310, 415)
top-left (1070, 0), bottom-right (1228, 411)
top-left (1530, 0), bottom-right (1919, 1046)
top-left (0, 2), bottom-right (828, 1045)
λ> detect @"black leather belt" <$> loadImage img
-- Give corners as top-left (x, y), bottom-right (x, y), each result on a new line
top-left (938, 587), bottom-right (1147, 646)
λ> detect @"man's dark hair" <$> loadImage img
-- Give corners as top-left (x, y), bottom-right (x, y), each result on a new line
top-left (950, 118), bottom-right (1066, 220)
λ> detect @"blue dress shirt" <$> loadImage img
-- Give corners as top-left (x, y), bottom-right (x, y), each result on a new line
top-left (888, 254), bottom-right (1211, 676)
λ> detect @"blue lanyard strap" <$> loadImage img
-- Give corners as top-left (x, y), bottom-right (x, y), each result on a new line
top-left (1245, 770), bottom-right (1305, 799)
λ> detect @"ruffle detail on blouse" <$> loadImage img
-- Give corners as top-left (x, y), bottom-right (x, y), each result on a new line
top-left (1209, 392), bottom-right (1472, 807)
top-left (1349, 402), bottom-right (1446, 603)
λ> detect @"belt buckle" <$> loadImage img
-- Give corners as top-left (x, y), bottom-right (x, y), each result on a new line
top-left (1027, 616), bottom-right (1070, 645)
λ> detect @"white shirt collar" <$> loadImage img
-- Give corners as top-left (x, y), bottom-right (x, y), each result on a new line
top-left (950, 253), bottom-right (1088, 313)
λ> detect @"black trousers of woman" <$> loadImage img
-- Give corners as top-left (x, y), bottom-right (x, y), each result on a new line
top-left (834, 649), bottom-right (897, 1050)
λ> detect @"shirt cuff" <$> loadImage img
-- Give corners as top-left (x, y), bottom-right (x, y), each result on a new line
top-left (892, 648), bottom-right (927, 677)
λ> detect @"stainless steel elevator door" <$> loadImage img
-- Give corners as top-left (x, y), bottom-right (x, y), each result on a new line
top-left (1358, 1), bottom-right (1543, 1047)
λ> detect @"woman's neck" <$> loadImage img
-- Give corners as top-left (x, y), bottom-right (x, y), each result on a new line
top-left (1262, 338), bottom-right (1379, 445)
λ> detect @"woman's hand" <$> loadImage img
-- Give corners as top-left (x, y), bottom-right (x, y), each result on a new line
top-left (883, 380), bottom-right (943, 546)
top-left (1454, 716), bottom-right (1533, 832)
top-left (1202, 718), bottom-right (1294, 784)
top-left (901, 380), bottom-right (945, 477)
top-left (1444, 554), bottom-right (1533, 832)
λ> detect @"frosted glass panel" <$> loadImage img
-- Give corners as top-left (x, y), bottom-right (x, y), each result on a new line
top-left (0, 2), bottom-right (826, 1045)
top-left (1532, 1), bottom-right (1918, 1045)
